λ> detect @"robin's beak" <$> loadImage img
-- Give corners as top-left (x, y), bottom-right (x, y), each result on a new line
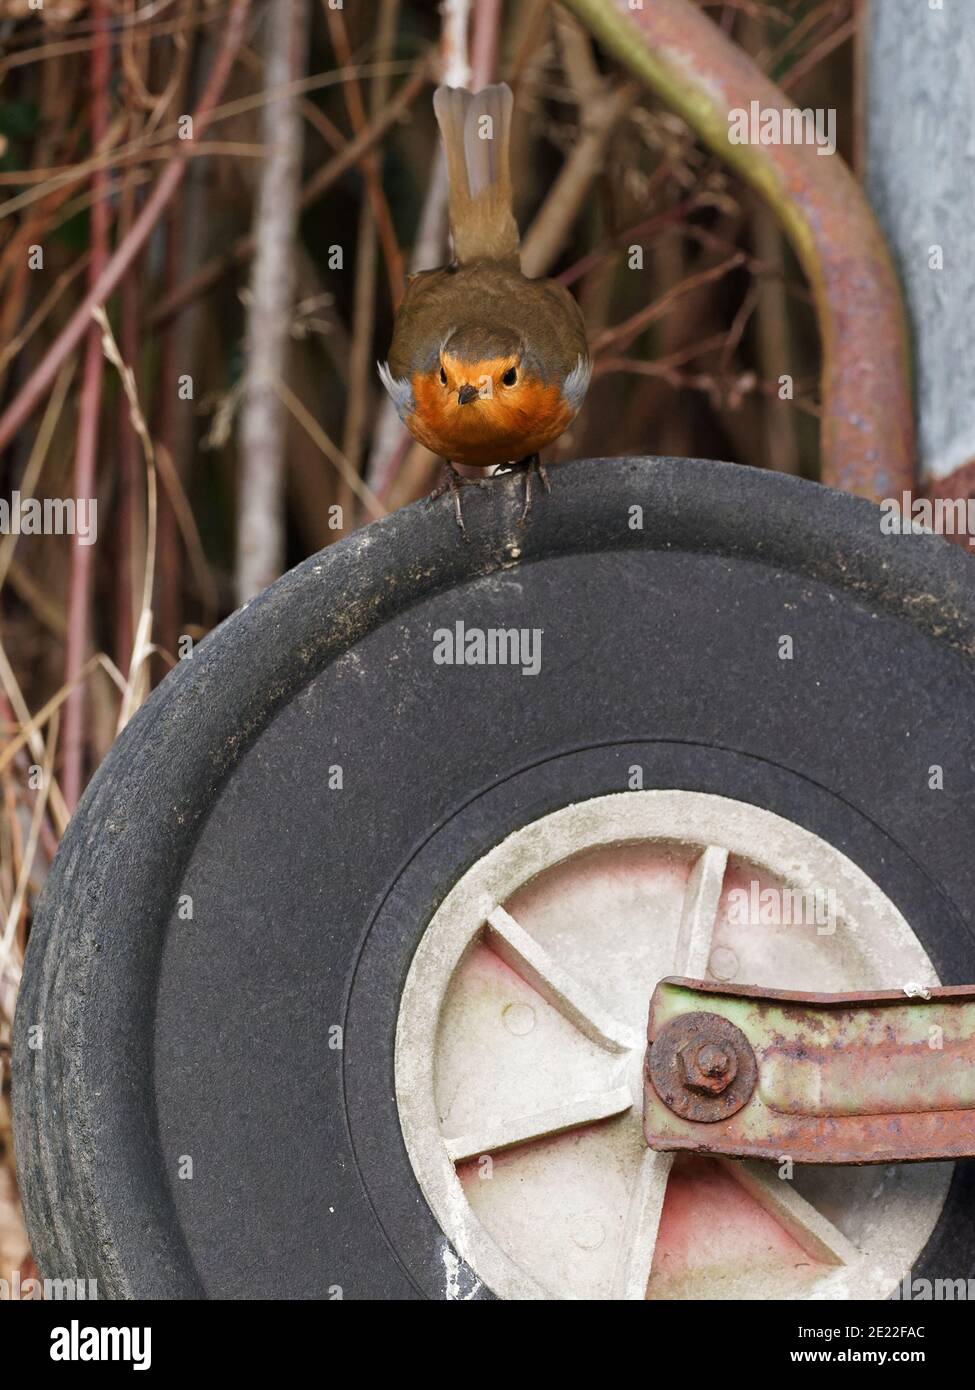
top-left (457, 383), bottom-right (479, 406)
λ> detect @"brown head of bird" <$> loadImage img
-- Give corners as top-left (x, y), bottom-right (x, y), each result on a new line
top-left (378, 83), bottom-right (591, 479)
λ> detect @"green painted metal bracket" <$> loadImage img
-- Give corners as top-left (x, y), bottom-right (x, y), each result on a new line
top-left (645, 978), bottom-right (975, 1164)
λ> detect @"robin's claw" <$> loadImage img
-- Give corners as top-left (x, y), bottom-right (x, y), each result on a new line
top-left (518, 465), bottom-right (534, 526)
top-left (511, 453), bottom-right (543, 526)
top-left (430, 461), bottom-right (471, 540)
top-left (453, 488), bottom-right (471, 541)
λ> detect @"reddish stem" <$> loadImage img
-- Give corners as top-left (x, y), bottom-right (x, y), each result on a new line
top-left (115, 164), bottom-right (141, 678)
top-left (155, 200), bottom-right (182, 659)
top-left (470, 0), bottom-right (503, 88)
top-left (62, 0), bottom-right (112, 810)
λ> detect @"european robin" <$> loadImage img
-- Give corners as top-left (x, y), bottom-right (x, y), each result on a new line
top-left (378, 83), bottom-right (591, 532)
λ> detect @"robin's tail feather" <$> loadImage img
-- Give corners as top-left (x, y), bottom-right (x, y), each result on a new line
top-left (433, 83), bottom-right (520, 267)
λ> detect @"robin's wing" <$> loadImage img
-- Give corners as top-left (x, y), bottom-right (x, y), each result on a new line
top-left (533, 278), bottom-right (590, 368)
top-left (547, 278), bottom-right (591, 406)
top-left (386, 267), bottom-right (457, 380)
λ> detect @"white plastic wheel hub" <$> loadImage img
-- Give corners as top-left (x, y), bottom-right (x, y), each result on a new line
top-left (394, 791), bottom-right (952, 1300)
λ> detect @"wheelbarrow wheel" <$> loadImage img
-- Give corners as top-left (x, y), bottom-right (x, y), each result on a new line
top-left (14, 457), bottom-right (975, 1298)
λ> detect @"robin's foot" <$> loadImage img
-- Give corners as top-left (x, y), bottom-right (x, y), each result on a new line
top-left (429, 461), bottom-right (472, 540)
top-left (509, 453), bottom-right (545, 526)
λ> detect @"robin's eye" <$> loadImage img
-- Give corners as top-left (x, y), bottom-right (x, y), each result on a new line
top-left (439, 366), bottom-right (447, 385)
top-left (502, 367), bottom-right (517, 387)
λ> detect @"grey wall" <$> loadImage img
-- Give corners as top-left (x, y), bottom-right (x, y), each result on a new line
top-left (866, 0), bottom-right (975, 482)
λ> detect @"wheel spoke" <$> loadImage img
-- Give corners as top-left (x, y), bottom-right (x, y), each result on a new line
top-left (717, 1158), bottom-right (859, 1267)
top-left (443, 1085), bottom-right (633, 1164)
top-left (672, 845), bottom-right (728, 977)
top-left (612, 1149), bottom-right (673, 1299)
top-left (485, 906), bottom-right (642, 1053)
top-left (670, 854), bottom-right (859, 1271)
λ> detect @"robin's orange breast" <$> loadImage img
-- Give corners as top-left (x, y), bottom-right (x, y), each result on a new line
top-left (408, 372), bottom-right (575, 468)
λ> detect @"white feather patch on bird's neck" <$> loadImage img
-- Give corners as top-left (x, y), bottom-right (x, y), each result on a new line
top-left (377, 360), bottom-right (414, 421)
top-left (562, 355), bottom-right (592, 412)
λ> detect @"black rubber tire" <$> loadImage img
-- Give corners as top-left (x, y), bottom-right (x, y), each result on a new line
top-left (13, 456), bottom-right (975, 1299)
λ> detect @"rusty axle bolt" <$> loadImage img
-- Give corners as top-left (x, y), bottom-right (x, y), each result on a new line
top-left (677, 1039), bottom-right (738, 1095)
top-left (647, 1011), bottom-right (758, 1123)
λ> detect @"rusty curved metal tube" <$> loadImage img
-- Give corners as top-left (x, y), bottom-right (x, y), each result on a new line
top-left (561, 0), bottom-right (915, 500)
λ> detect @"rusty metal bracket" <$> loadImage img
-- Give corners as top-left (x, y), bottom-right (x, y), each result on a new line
top-left (560, 0), bottom-right (916, 501)
top-left (645, 978), bottom-right (975, 1164)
